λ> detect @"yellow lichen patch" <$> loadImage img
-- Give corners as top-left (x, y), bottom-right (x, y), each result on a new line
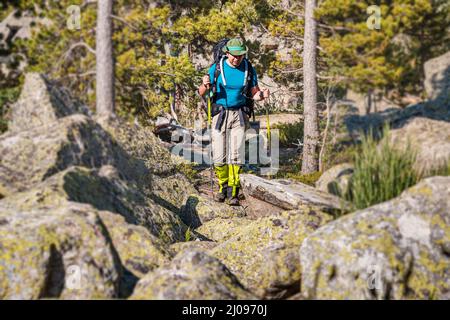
top-left (169, 241), bottom-right (217, 255)
top-left (209, 208), bottom-right (333, 298)
top-left (181, 194), bottom-right (244, 227)
top-left (430, 213), bottom-right (450, 241)
top-left (98, 211), bottom-right (171, 278)
top-left (196, 217), bottom-right (252, 242)
top-left (0, 233), bottom-right (45, 299)
top-left (0, 204), bottom-right (122, 299)
top-left (130, 250), bottom-right (256, 300)
top-left (407, 251), bottom-right (447, 300)
top-left (408, 184), bottom-right (434, 197)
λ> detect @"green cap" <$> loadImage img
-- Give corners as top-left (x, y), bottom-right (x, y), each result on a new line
top-left (222, 38), bottom-right (248, 56)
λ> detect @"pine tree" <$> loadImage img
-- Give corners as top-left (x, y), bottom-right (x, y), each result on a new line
top-left (315, 0), bottom-right (450, 98)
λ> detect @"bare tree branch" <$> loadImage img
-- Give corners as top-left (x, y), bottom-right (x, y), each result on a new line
top-left (110, 14), bottom-right (139, 31)
top-left (273, 66), bottom-right (303, 74)
top-left (318, 23), bottom-right (356, 32)
top-left (54, 41), bottom-right (96, 74)
top-left (81, 0), bottom-right (97, 9)
top-left (66, 41), bottom-right (96, 56)
top-left (153, 71), bottom-right (177, 77)
top-left (66, 70), bottom-right (96, 78)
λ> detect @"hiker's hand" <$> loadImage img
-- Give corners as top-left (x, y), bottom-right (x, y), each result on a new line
top-left (262, 88), bottom-right (270, 99)
top-left (202, 75), bottom-right (211, 89)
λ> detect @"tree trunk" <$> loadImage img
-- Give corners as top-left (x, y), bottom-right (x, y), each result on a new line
top-left (96, 0), bottom-right (115, 118)
top-left (301, 0), bottom-right (319, 174)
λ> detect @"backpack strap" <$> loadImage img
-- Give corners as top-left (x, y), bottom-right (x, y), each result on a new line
top-left (242, 59), bottom-right (249, 87)
top-left (243, 60), bottom-right (255, 121)
top-left (212, 60), bottom-right (222, 97)
top-left (219, 55), bottom-right (227, 86)
top-left (242, 59), bottom-right (253, 97)
top-left (212, 57), bottom-right (253, 104)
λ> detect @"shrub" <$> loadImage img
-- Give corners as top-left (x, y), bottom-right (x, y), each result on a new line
top-left (284, 171), bottom-right (322, 186)
top-left (273, 120), bottom-right (304, 147)
top-left (274, 157), bottom-right (322, 186)
top-left (344, 126), bottom-right (419, 210)
top-left (423, 160), bottom-right (450, 178)
top-left (0, 86), bottom-right (21, 134)
top-left (176, 162), bottom-right (201, 185)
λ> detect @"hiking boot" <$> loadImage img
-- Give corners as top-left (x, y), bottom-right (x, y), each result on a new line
top-left (213, 191), bottom-right (226, 202)
top-left (227, 196), bottom-right (240, 206)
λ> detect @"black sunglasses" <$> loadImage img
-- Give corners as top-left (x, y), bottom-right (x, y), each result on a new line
top-left (228, 52), bottom-right (245, 59)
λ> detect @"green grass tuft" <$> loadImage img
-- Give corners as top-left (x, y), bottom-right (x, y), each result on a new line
top-left (344, 125), bottom-right (419, 210)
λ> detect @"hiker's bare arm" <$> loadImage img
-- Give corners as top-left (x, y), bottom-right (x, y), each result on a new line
top-left (198, 75), bottom-right (211, 96)
top-left (251, 86), bottom-right (270, 101)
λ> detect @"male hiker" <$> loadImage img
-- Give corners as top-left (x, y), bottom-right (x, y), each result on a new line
top-left (198, 38), bottom-right (270, 206)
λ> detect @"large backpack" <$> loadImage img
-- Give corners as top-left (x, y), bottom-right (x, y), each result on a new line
top-left (209, 38), bottom-right (255, 118)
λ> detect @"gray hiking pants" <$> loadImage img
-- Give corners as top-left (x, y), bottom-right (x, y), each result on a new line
top-left (211, 109), bottom-right (249, 165)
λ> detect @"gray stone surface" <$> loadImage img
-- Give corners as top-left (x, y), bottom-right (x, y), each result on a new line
top-left (300, 176), bottom-right (450, 300)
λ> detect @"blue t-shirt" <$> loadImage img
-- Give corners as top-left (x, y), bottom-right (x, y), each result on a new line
top-left (208, 58), bottom-right (258, 109)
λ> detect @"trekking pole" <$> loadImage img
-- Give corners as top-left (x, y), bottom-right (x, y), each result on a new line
top-left (266, 101), bottom-right (271, 151)
top-left (264, 94), bottom-right (271, 155)
top-left (207, 89), bottom-right (214, 198)
top-left (265, 94), bottom-right (272, 179)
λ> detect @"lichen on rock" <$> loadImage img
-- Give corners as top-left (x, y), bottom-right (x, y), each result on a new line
top-left (0, 202), bottom-right (122, 300)
top-left (209, 207), bottom-right (334, 299)
top-left (0, 114), bottom-right (149, 196)
top-left (0, 166), bottom-right (190, 244)
top-left (300, 176), bottom-right (450, 300)
top-left (180, 194), bottom-right (246, 228)
top-left (196, 217), bottom-right (253, 242)
top-left (129, 250), bottom-right (257, 300)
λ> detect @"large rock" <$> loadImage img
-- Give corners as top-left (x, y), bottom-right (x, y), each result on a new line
top-left (0, 165), bottom-right (179, 298)
top-left (390, 117), bottom-right (450, 173)
top-left (339, 98), bottom-right (450, 147)
top-left (316, 163), bottom-right (354, 197)
top-left (424, 51), bottom-right (450, 104)
top-left (97, 116), bottom-right (177, 176)
top-left (97, 211), bottom-right (172, 276)
top-left (97, 211), bottom-right (173, 297)
top-left (0, 114), bottom-right (148, 197)
top-left (209, 208), bottom-right (334, 299)
top-left (0, 202), bottom-right (122, 299)
top-left (0, 166), bottom-right (189, 244)
top-left (336, 51), bottom-right (449, 146)
top-left (345, 90), bottom-right (402, 115)
top-left (169, 240), bottom-right (218, 255)
top-left (98, 116), bottom-right (200, 217)
top-left (300, 176), bottom-right (450, 300)
top-left (0, 10), bottom-right (39, 50)
top-left (180, 194), bottom-right (246, 228)
top-left (240, 174), bottom-right (347, 215)
top-left (196, 217), bottom-right (253, 242)
top-left (151, 173), bottom-right (199, 217)
top-left (9, 73), bottom-right (90, 132)
top-left (129, 250), bottom-right (256, 300)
